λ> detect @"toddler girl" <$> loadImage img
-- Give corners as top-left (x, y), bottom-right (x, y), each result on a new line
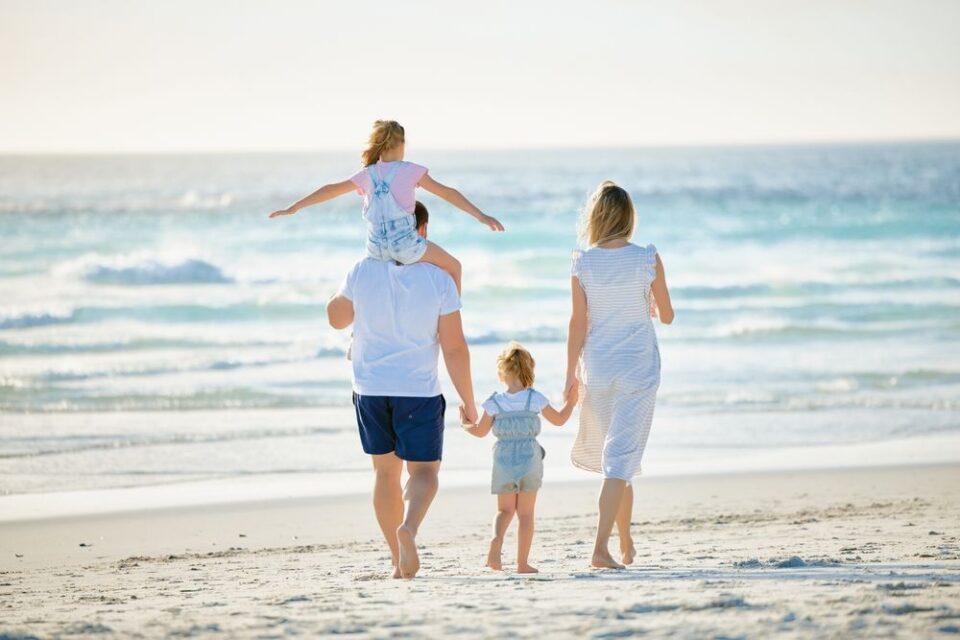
top-left (268, 119), bottom-right (503, 292)
top-left (461, 342), bottom-right (578, 573)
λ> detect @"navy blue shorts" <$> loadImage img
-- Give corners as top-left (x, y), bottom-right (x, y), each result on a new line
top-left (352, 393), bottom-right (446, 461)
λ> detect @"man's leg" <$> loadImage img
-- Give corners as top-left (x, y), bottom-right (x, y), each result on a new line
top-left (396, 460), bottom-right (440, 579)
top-left (371, 452), bottom-right (404, 578)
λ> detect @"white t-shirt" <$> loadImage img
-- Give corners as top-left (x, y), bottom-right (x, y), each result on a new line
top-left (481, 388), bottom-right (550, 416)
top-left (339, 258), bottom-right (461, 397)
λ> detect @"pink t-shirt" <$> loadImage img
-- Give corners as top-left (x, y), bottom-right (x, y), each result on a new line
top-left (348, 161), bottom-right (429, 214)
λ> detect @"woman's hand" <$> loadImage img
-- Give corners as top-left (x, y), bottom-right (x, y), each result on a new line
top-left (268, 207), bottom-right (297, 218)
top-left (478, 214), bottom-right (505, 232)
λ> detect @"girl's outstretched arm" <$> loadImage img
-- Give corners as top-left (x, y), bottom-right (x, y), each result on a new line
top-left (419, 174), bottom-right (504, 231)
top-left (268, 179), bottom-right (356, 218)
top-left (542, 385), bottom-right (579, 426)
top-left (651, 254), bottom-right (674, 324)
top-left (461, 410), bottom-right (494, 437)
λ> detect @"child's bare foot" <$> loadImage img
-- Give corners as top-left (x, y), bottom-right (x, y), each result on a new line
top-left (592, 549), bottom-right (626, 570)
top-left (517, 563), bottom-right (538, 574)
top-left (486, 537), bottom-right (504, 571)
top-left (620, 541), bottom-right (636, 565)
top-left (396, 525), bottom-right (420, 579)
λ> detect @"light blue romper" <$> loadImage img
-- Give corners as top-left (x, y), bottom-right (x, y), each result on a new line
top-left (363, 162), bottom-right (428, 265)
top-left (489, 389), bottom-right (545, 495)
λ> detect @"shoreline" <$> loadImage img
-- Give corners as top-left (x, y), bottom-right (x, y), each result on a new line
top-left (3, 431), bottom-right (959, 523)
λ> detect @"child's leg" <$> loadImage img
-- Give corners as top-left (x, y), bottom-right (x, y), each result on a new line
top-left (487, 493), bottom-right (516, 570)
top-left (615, 482), bottom-right (636, 565)
top-left (419, 241), bottom-right (462, 295)
top-left (516, 490), bottom-right (538, 573)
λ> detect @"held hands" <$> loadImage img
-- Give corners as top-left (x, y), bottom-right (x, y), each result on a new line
top-left (268, 207), bottom-right (297, 218)
top-left (563, 374), bottom-right (579, 403)
top-left (478, 214), bottom-right (505, 232)
top-left (459, 403), bottom-right (479, 430)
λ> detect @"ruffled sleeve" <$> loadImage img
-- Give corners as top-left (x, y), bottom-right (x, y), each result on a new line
top-left (480, 393), bottom-right (500, 416)
top-left (643, 244), bottom-right (658, 281)
top-left (570, 249), bottom-right (583, 278)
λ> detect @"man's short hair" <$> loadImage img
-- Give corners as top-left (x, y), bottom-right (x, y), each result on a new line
top-left (414, 201), bottom-right (429, 230)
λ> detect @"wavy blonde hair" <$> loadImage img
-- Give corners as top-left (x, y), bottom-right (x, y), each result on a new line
top-left (578, 181), bottom-right (635, 247)
top-left (497, 341), bottom-right (535, 388)
top-left (361, 120), bottom-right (405, 167)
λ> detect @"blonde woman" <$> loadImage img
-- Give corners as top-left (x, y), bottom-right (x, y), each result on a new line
top-left (269, 120), bottom-right (503, 292)
top-left (565, 181), bottom-right (674, 569)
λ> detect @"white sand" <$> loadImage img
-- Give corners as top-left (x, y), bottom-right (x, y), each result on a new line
top-left (2, 464), bottom-right (959, 638)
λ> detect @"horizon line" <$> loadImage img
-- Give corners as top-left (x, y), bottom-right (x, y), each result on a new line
top-left (1, 136), bottom-right (959, 157)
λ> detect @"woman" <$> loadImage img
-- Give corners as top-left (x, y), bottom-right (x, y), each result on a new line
top-left (565, 181), bottom-right (674, 569)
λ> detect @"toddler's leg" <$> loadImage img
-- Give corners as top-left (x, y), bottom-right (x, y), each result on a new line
top-left (487, 494), bottom-right (516, 571)
top-left (516, 491), bottom-right (538, 573)
top-left (418, 241), bottom-right (462, 294)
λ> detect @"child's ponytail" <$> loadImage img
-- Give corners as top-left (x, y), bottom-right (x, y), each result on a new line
top-left (361, 120), bottom-right (405, 166)
top-left (497, 342), bottom-right (536, 388)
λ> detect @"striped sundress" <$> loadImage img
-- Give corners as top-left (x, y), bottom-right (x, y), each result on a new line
top-left (570, 243), bottom-right (661, 480)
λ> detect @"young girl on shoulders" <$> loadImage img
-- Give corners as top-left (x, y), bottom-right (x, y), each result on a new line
top-left (461, 342), bottom-right (578, 573)
top-left (268, 120), bottom-right (502, 292)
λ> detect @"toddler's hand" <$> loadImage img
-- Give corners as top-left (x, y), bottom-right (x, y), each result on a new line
top-left (479, 214), bottom-right (505, 232)
top-left (268, 207), bottom-right (296, 218)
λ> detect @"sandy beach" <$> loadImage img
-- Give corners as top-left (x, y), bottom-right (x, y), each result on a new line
top-left (2, 463), bottom-right (958, 638)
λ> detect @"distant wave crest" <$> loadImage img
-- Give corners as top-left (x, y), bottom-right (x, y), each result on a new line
top-left (84, 258), bottom-right (232, 285)
top-left (0, 310), bottom-right (74, 331)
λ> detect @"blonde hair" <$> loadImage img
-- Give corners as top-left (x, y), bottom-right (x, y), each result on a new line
top-left (361, 120), bottom-right (405, 167)
top-left (497, 342), bottom-right (535, 388)
top-left (578, 181), bottom-right (635, 247)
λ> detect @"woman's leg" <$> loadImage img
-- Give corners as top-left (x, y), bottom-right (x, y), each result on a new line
top-left (487, 493), bottom-right (516, 570)
top-left (418, 241), bottom-right (462, 294)
top-left (516, 491), bottom-right (538, 573)
top-left (615, 482), bottom-right (636, 565)
top-left (593, 478), bottom-right (628, 569)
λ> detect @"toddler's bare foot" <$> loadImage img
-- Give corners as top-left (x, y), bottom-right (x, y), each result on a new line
top-left (620, 541), bottom-right (636, 565)
top-left (396, 525), bottom-right (420, 579)
top-left (486, 537), bottom-right (503, 571)
top-left (517, 563), bottom-right (538, 574)
top-left (592, 549), bottom-right (625, 570)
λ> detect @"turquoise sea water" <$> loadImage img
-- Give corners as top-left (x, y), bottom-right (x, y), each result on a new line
top-left (1, 143), bottom-right (958, 497)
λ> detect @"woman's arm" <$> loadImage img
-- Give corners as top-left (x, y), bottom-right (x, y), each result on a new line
top-left (651, 255), bottom-right (674, 324)
top-left (268, 179), bottom-right (356, 218)
top-left (564, 276), bottom-right (588, 399)
top-left (419, 174), bottom-right (504, 231)
top-left (462, 411), bottom-right (494, 437)
top-left (542, 386), bottom-right (579, 426)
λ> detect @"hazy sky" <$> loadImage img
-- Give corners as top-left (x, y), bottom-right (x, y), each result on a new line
top-left (2, 0), bottom-right (959, 152)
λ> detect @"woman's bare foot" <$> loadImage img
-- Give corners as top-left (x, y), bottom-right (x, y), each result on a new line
top-left (592, 549), bottom-right (625, 570)
top-left (620, 541), bottom-right (636, 565)
top-left (486, 537), bottom-right (504, 571)
top-left (392, 565), bottom-right (402, 579)
top-left (396, 525), bottom-right (420, 579)
top-left (517, 563), bottom-right (539, 574)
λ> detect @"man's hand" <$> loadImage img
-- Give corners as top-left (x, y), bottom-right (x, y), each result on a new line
top-left (459, 403), bottom-right (478, 427)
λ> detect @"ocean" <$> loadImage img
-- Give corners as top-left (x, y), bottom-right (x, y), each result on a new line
top-left (1, 143), bottom-right (958, 512)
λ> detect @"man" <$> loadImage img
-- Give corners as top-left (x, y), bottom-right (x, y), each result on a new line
top-left (326, 202), bottom-right (477, 579)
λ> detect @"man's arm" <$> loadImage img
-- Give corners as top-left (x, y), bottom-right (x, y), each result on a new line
top-left (438, 310), bottom-right (477, 423)
top-left (326, 292), bottom-right (354, 330)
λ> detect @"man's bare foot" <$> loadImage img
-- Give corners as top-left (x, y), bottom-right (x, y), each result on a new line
top-left (486, 537), bottom-right (504, 571)
top-left (396, 525), bottom-right (420, 579)
top-left (517, 563), bottom-right (538, 574)
top-left (620, 541), bottom-right (636, 565)
top-left (592, 549), bottom-right (625, 570)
